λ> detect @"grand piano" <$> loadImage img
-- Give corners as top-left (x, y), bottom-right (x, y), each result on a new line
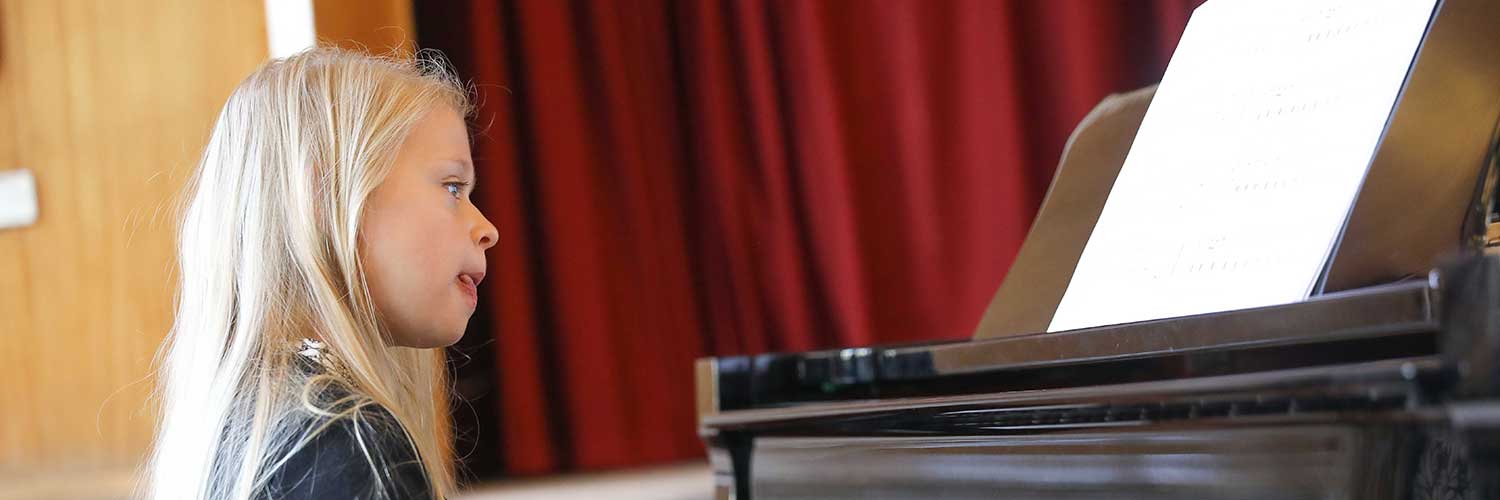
top-left (694, 1), bottom-right (1500, 498)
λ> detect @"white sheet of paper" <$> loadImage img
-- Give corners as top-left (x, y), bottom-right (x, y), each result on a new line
top-left (1047, 0), bottom-right (1437, 333)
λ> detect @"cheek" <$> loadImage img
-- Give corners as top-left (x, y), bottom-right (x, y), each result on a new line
top-left (360, 204), bottom-right (470, 344)
top-left (367, 213), bottom-right (442, 292)
top-left (362, 211), bottom-right (428, 312)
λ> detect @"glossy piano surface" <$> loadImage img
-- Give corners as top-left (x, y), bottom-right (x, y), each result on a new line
top-left (752, 427), bottom-right (1414, 500)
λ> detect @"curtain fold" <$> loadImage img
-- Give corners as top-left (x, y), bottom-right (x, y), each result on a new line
top-left (418, 0), bottom-right (1202, 476)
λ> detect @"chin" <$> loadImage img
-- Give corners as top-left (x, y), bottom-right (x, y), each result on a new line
top-left (437, 322), bottom-right (469, 346)
top-left (435, 330), bottom-right (466, 347)
top-left (417, 330), bottom-right (465, 348)
top-left (393, 325), bottom-right (466, 348)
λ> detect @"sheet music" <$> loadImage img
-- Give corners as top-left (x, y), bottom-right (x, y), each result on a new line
top-left (1047, 0), bottom-right (1437, 332)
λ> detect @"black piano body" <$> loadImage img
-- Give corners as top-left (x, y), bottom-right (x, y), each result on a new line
top-left (697, 256), bottom-right (1500, 499)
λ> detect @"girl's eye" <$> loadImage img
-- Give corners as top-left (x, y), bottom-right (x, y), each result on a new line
top-left (444, 182), bottom-right (465, 199)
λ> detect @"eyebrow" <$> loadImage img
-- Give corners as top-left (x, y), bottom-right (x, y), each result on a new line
top-left (443, 158), bottom-right (476, 179)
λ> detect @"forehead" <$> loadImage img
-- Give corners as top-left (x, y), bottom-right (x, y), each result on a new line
top-left (391, 105), bottom-right (472, 176)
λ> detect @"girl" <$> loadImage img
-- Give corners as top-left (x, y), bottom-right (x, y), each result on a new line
top-left (144, 47), bottom-right (498, 499)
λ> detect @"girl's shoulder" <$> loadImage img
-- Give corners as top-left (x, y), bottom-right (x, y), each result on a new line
top-left (260, 401), bottom-right (433, 500)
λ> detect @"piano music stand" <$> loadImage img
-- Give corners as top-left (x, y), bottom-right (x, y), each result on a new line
top-left (974, 0), bottom-right (1500, 340)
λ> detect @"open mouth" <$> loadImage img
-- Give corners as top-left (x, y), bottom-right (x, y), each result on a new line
top-left (456, 274), bottom-right (479, 308)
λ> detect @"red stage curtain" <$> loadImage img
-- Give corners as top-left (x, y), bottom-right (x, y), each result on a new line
top-left (418, 0), bottom-right (1202, 476)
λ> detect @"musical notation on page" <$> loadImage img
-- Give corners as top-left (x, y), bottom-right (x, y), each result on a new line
top-left (1047, 0), bottom-right (1437, 333)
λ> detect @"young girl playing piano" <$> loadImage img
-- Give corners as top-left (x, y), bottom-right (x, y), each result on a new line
top-left (143, 47), bottom-right (498, 500)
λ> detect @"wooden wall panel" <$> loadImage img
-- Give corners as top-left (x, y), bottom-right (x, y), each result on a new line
top-left (0, 2), bottom-right (425, 496)
top-left (0, 0), bottom-right (268, 490)
top-left (313, 0), bottom-right (414, 55)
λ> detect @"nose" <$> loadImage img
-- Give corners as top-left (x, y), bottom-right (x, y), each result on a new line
top-left (471, 205), bottom-right (499, 251)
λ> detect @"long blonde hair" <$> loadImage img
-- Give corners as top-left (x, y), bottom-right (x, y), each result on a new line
top-left (145, 47), bottom-right (470, 499)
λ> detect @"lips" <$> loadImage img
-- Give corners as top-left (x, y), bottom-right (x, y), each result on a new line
top-left (456, 274), bottom-right (479, 309)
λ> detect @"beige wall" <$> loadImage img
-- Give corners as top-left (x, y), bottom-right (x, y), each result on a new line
top-left (0, 0), bottom-right (411, 496)
top-left (0, 0), bottom-right (269, 482)
top-left (314, 0), bottom-right (415, 55)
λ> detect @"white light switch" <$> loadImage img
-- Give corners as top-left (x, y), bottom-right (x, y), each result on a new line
top-left (0, 169), bottom-right (39, 230)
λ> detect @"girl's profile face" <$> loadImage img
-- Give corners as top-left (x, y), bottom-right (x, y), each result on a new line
top-left (360, 105), bottom-right (498, 348)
